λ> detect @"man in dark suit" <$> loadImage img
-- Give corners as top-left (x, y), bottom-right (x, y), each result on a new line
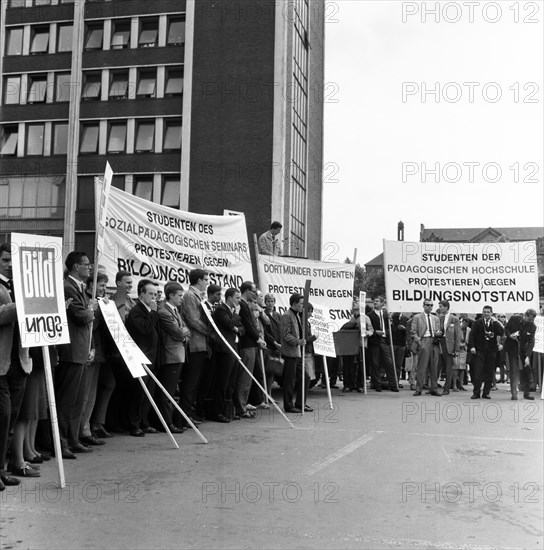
top-left (55, 251), bottom-right (96, 458)
top-left (235, 281), bottom-right (266, 418)
top-left (156, 282), bottom-right (190, 433)
top-left (504, 309), bottom-right (537, 400)
top-left (437, 300), bottom-right (461, 395)
top-left (213, 288), bottom-right (245, 421)
top-left (0, 243), bottom-right (32, 488)
top-left (125, 279), bottom-right (160, 436)
top-left (469, 305), bottom-right (504, 399)
top-left (367, 297), bottom-right (398, 392)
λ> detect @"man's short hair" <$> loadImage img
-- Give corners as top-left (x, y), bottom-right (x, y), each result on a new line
top-left (137, 279), bottom-right (156, 295)
top-left (525, 308), bottom-right (537, 319)
top-left (164, 281), bottom-right (183, 300)
top-left (189, 268), bottom-right (207, 286)
top-left (86, 272), bottom-right (109, 288)
top-left (207, 284), bottom-right (221, 296)
top-left (65, 251), bottom-right (88, 272)
top-left (240, 281), bottom-right (255, 294)
top-left (0, 242), bottom-right (11, 256)
top-left (374, 296), bottom-right (385, 303)
top-left (439, 299), bottom-right (450, 310)
top-left (290, 292), bottom-right (303, 306)
top-left (483, 305), bottom-right (493, 313)
top-left (115, 270), bottom-right (132, 284)
top-left (225, 287), bottom-right (239, 301)
top-left (270, 221), bottom-right (282, 230)
top-left (264, 293), bottom-right (275, 302)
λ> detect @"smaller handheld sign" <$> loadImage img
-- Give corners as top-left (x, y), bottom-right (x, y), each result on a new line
top-left (11, 233), bottom-right (70, 347)
top-left (309, 304), bottom-right (338, 358)
top-left (534, 316), bottom-right (544, 354)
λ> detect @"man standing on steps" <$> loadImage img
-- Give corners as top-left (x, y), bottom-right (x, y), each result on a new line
top-left (411, 300), bottom-right (442, 397)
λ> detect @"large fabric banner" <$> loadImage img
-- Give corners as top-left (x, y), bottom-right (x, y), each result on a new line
top-left (383, 240), bottom-right (539, 314)
top-left (257, 255), bottom-right (355, 321)
top-left (11, 233), bottom-right (70, 347)
top-left (101, 188), bottom-right (253, 290)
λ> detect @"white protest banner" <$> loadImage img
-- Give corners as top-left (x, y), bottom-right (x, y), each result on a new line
top-left (309, 304), bottom-right (338, 358)
top-left (98, 300), bottom-right (148, 377)
top-left (257, 255), bottom-right (355, 321)
top-left (383, 240), bottom-right (539, 314)
top-left (534, 316), bottom-right (544, 354)
top-left (11, 233), bottom-right (70, 347)
top-left (101, 188), bottom-right (253, 291)
top-left (94, 162), bottom-right (113, 257)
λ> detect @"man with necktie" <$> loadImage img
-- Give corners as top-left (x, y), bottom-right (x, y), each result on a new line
top-left (156, 282), bottom-right (190, 433)
top-left (0, 242), bottom-right (32, 487)
top-left (437, 300), bottom-right (461, 395)
top-left (410, 300), bottom-right (443, 396)
top-left (468, 305), bottom-right (504, 399)
top-left (55, 251), bottom-right (97, 458)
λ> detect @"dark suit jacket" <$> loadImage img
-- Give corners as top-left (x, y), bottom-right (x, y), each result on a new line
top-left (57, 277), bottom-right (94, 365)
top-left (213, 302), bottom-right (245, 353)
top-left (126, 300), bottom-right (160, 367)
top-left (238, 299), bottom-right (261, 349)
top-left (504, 315), bottom-right (536, 358)
top-left (157, 302), bottom-right (190, 365)
top-left (468, 318), bottom-right (504, 352)
top-left (367, 309), bottom-right (390, 346)
top-left (264, 310), bottom-right (282, 350)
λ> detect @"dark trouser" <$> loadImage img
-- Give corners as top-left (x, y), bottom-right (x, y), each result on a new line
top-left (55, 362), bottom-right (87, 449)
top-left (369, 341), bottom-right (396, 389)
top-left (249, 348), bottom-right (268, 405)
top-left (90, 362), bottom-right (116, 426)
top-left (127, 364), bottom-right (157, 431)
top-left (179, 351), bottom-right (208, 417)
top-left (508, 350), bottom-right (532, 395)
top-left (415, 338), bottom-right (439, 393)
top-left (197, 353), bottom-right (216, 418)
top-left (215, 352), bottom-right (237, 417)
top-left (472, 350), bottom-right (497, 397)
top-left (234, 347), bottom-right (256, 414)
top-left (155, 362), bottom-right (183, 426)
top-left (319, 356), bottom-right (338, 386)
top-left (393, 345), bottom-right (405, 381)
top-left (106, 357), bottom-right (132, 432)
top-left (0, 363), bottom-right (27, 470)
top-left (282, 356), bottom-right (309, 410)
top-left (342, 355), bottom-right (357, 389)
top-left (440, 341), bottom-right (454, 391)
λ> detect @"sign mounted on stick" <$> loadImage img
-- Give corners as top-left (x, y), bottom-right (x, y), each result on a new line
top-left (11, 233), bottom-right (70, 347)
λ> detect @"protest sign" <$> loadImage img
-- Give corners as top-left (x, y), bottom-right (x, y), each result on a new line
top-left (257, 255), bottom-right (355, 321)
top-left (534, 316), bottom-right (544, 354)
top-left (309, 304), bottom-right (337, 357)
top-left (383, 240), bottom-right (539, 314)
top-left (101, 188), bottom-right (253, 291)
top-left (98, 300), bottom-right (148, 377)
top-left (11, 233), bottom-right (70, 347)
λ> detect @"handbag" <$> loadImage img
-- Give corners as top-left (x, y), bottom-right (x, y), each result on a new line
top-left (266, 352), bottom-right (284, 376)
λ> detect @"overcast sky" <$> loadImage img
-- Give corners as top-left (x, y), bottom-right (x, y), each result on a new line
top-left (322, 0), bottom-right (544, 265)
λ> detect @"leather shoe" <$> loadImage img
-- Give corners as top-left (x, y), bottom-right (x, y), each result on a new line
top-left (458, 386), bottom-right (467, 391)
top-left (374, 388), bottom-right (382, 392)
top-left (482, 395), bottom-right (491, 399)
top-left (471, 395), bottom-right (479, 399)
top-left (216, 415), bottom-right (230, 424)
top-left (129, 429), bottom-right (145, 437)
top-left (70, 443), bottom-right (93, 453)
top-left (143, 426), bottom-right (159, 434)
top-left (1, 473), bottom-right (21, 486)
top-left (190, 415), bottom-right (204, 422)
top-left (285, 408), bottom-right (302, 413)
top-left (430, 391), bottom-right (442, 396)
top-left (10, 464), bottom-right (40, 477)
top-left (92, 427), bottom-right (112, 438)
top-left (511, 395), bottom-right (518, 400)
top-left (413, 391), bottom-right (422, 396)
top-left (167, 425), bottom-right (186, 433)
top-left (523, 394), bottom-right (535, 400)
top-left (232, 414), bottom-right (241, 420)
top-left (303, 405), bottom-right (313, 412)
top-left (59, 449), bottom-right (77, 459)
top-left (80, 435), bottom-right (105, 446)
top-left (389, 387), bottom-right (399, 392)
top-left (240, 411), bottom-right (255, 418)
top-left (442, 390), bottom-right (450, 395)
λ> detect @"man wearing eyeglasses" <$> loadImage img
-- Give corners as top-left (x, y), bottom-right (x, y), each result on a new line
top-left (56, 252), bottom-right (98, 458)
top-left (410, 300), bottom-right (442, 396)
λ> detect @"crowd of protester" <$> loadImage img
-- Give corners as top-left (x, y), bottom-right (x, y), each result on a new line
top-left (0, 243), bottom-right (542, 489)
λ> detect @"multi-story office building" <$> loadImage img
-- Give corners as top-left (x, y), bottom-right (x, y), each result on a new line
top-left (0, 0), bottom-right (324, 260)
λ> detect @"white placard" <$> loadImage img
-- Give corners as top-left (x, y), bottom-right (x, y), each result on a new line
top-left (534, 316), bottom-right (544, 354)
top-left (98, 300), bottom-right (148, 378)
top-left (11, 233), bottom-right (70, 347)
top-left (309, 304), bottom-right (338, 358)
top-left (383, 240), bottom-right (539, 314)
